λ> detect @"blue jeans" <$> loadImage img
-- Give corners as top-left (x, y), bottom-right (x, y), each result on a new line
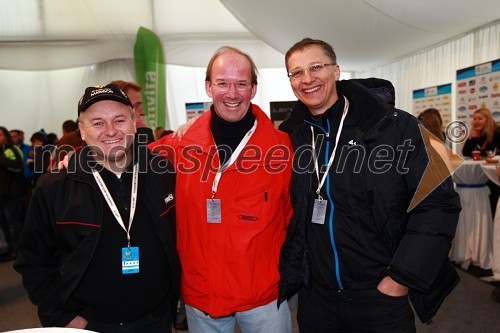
top-left (185, 299), bottom-right (291, 333)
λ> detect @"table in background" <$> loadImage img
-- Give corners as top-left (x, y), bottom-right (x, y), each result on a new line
top-left (450, 160), bottom-right (492, 270)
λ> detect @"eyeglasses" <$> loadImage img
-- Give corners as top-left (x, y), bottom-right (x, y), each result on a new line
top-left (287, 63), bottom-right (336, 80)
top-left (211, 81), bottom-right (252, 91)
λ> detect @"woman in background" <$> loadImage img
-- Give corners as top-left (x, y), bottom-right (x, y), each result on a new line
top-left (418, 109), bottom-right (445, 142)
top-left (462, 108), bottom-right (500, 217)
top-left (462, 108), bottom-right (500, 157)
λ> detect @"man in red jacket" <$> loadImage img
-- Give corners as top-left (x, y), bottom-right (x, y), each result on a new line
top-left (150, 46), bottom-right (293, 333)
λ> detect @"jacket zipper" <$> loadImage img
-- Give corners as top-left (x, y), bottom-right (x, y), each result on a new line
top-left (304, 119), bottom-right (344, 290)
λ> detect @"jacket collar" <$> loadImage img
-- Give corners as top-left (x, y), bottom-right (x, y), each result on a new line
top-left (178, 104), bottom-right (285, 168)
top-left (180, 104), bottom-right (279, 149)
top-left (336, 79), bottom-right (393, 135)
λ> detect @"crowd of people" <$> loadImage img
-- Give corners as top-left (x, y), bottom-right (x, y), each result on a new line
top-left (6, 37), bottom-right (500, 333)
top-left (0, 126), bottom-right (63, 262)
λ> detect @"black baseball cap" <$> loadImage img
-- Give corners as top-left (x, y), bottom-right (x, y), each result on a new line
top-left (78, 84), bottom-right (133, 115)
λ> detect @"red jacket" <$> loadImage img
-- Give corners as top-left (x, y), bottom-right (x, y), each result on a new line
top-left (150, 105), bottom-right (293, 316)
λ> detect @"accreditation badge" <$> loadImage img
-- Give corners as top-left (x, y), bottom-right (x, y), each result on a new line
top-left (311, 199), bottom-right (327, 225)
top-left (206, 199), bottom-right (222, 223)
top-left (122, 246), bottom-right (139, 274)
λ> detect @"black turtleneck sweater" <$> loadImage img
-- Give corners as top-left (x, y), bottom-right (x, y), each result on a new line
top-left (210, 105), bottom-right (256, 165)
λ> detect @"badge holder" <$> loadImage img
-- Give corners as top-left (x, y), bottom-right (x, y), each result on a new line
top-left (312, 196), bottom-right (327, 225)
top-left (122, 246), bottom-right (140, 274)
top-left (207, 193), bottom-right (222, 223)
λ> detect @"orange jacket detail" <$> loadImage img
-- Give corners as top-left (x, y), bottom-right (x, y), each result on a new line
top-left (150, 105), bottom-right (293, 316)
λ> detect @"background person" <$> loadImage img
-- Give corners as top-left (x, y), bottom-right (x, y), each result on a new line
top-left (154, 126), bottom-right (165, 140)
top-left (462, 108), bottom-right (500, 216)
top-left (45, 132), bottom-right (58, 146)
top-left (10, 129), bottom-right (35, 220)
top-left (0, 126), bottom-right (25, 262)
top-left (50, 119), bottom-right (84, 169)
top-left (418, 108), bottom-right (446, 143)
top-left (10, 129), bottom-right (35, 183)
top-left (160, 129), bottom-right (173, 138)
top-left (28, 130), bottom-right (50, 184)
top-left (278, 38), bottom-right (461, 332)
top-left (462, 107), bottom-right (500, 158)
top-left (110, 80), bottom-right (155, 144)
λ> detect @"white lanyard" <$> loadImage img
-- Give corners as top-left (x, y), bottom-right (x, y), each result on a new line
top-left (311, 96), bottom-right (349, 200)
top-left (211, 119), bottom-right (258, 198)
top-left (92, 163), bottom-right (139, 248)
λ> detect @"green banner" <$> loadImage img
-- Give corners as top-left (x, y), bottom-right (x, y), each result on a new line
top-left (134, 27), bottom-right (168, 129)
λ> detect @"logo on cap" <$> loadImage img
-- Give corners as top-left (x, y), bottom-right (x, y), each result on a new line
top-left (90, 87), bottom-right (114, 97)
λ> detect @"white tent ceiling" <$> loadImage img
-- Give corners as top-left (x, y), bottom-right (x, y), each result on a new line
top-left (222, 0), bottom-right (500, 71)
top-left (0, 0), bottom-right (285, 70)
top-left (1, 0), bottom-right (499, 72)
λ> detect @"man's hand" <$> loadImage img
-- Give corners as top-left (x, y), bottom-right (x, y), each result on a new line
top-left (377, 275), bottom-right (408, 297)
top-left (57, 152), bottom-right (72, 171)
top-left (172, 116), bottom-right (200, 139)
top-left (66, 315), bottom-right (88, 329)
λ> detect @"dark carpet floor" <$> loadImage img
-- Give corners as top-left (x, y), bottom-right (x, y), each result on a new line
top-left (1, 259), bottom-right (499, 333)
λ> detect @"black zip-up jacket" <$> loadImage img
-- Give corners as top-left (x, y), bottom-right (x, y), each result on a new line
top-left (15, 144), bottom-right (180, 327)
top-left (0, 144), bottom-right (25, 199)
top-left (278, 78), bottom-right (461, 323)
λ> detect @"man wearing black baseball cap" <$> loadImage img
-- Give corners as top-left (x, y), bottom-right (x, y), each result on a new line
top-left (15, 84), bottom-right (180, 332)
top-left (77, 84), bottom-right (135, 172)
top-left (78, 84), bottom-right (133, 115)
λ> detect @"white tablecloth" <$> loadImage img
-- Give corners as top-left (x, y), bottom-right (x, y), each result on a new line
top-left (450, 160), bottom-right (492, 269)
top-left (481, 163), bottom-right (500, 280)
top-left (480, 163), bottom-right (500, 186)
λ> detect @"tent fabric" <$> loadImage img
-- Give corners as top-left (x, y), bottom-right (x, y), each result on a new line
top-left (0, 0), bottom-right (285, 70)
top-left (220, 0), bottom-right (500, 72)
top-left (3, 0), bottom-right (498, 71)
top-left (358, 20), bottom-right (500, 115)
